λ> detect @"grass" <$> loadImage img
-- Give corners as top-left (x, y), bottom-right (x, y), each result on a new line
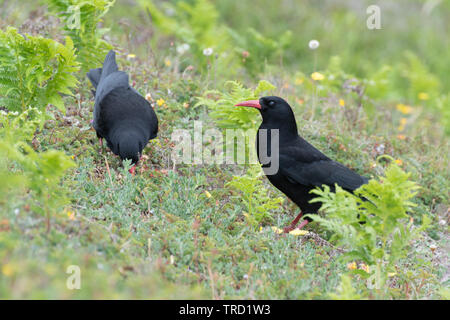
top-left (0, 0), bottom-right (449, 299)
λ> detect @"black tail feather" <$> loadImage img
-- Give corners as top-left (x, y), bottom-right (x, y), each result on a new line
top-left (86, 68), bottom-right (102, 89)
top-left (100, 50), bottom-right (119, 82)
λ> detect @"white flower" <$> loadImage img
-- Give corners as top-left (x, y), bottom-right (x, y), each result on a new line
top-left (308, 40), bottom-right (320, 50)
top-left (203, 47), bottom-right (213, 56)
top-left (439, 220), bottom-right (446, 226)
top-left (165, 8), bottom-right (175, 16)
top-left (176, 43), bottom-right (190, 55)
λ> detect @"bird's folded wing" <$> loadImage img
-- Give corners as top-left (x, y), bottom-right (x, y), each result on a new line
top-left (279, 155), bottom-right (368, 191)
top-left (93, 71), bottom-right (129, 125)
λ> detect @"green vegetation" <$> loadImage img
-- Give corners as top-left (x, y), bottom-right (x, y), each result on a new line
top-left (0, 27), bottom-right (79, 113)
top-left (47, 0), bottom-right (115, 72)
top-left (309, 163), bottom-right (431, 297)
top-left (0, 0), bottom-right (448, 299)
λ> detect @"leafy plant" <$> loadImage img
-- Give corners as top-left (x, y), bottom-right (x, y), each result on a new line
top-left (307, 163), bottom-right (431, 293)
top-left (141, 0), bottom-right (239, 76)
top-left (195, 80), bottom-right (276, 130)
top-left (226, 165), bottom-right (283, 227)
top-left (195, 80), bottom-right (275, 163)
top-left (0, 27), bottom-right (79, 113)
top-left (329, 275), bottom-right (362, 300)
top-left (46, 0), bottom-right (114, 72)
top-left (0, 109), bottom-right (75, 231)
top-left (229, 27), bottom-right (292, 76)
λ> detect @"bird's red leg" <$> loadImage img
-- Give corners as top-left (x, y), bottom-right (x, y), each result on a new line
top-left (283, 211), bottom-right (304, 233)
top-left (296, 220), bottom-right (309, 230)
top-left (128, 154), bottom-right (143, 176)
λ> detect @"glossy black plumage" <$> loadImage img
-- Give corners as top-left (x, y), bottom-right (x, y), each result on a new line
top-left (252, 96), bottom-right (368, 220)
top-left (87, 50), bottom-right (158, 164)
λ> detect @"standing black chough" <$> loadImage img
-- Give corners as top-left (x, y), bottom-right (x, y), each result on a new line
top-left (235, 96), bottom-right (368, 232)
top-left (87, 50), bottom-right (158, 174)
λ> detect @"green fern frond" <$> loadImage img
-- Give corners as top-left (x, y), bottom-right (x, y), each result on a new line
top-left (0, 27), bottom-right (80, 113)
top-left (47, 0), bottom-right (115, 73)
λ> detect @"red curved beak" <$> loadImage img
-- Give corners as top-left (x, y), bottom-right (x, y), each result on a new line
top-left (234, 100), bottom-right (261, 109)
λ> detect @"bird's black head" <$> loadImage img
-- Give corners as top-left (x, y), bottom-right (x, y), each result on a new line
top-left (235, 96), bottom-right (298, 137)
top-left (115, 130), bottom-right (144, 165)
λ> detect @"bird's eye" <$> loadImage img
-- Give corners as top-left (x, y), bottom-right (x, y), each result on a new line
top-left (268, 101), bottom-right (275, 107)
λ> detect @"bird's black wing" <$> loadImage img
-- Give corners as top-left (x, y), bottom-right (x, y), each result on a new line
top-left (278, 144), bottom-right (368, 191)
top-left (86, 68), bottom-right (102, 89)
top-left (93, 71), bottom-right (129, 130)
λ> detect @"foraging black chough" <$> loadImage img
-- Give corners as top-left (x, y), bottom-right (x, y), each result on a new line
top-left (87, 50), bottom-right (158, 174)
top-left (235, 96), bottom-right (368, 232)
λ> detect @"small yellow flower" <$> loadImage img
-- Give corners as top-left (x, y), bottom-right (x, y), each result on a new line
top-left (271, 226), bottom-right (283, 234)
top-left (398, 118), bottom-right (408, 131)
top-left (395, 159), bottom-right (403, 166)
top-left (388, 272), bottom-right (397, 277)
top-left (339, 99), bottom-right (345, 107)
top-left (418, 92), bottom-right (429, 100)
top-left (259, 226), bottom-right (263, 232)
top-left (295, 78), bottom-right (304, 85)
top-left (71, 155), bottom-right (75, 160)
top-left (164, 59), bottom-right (172, 67)
top-left (396, 104), bottom-right (413, 114)
top-left (156, 98), bottom-right (165, 107)
top-left (2, 264), bottom-right (14, 276)
top-left (127, 53), bottom-right (136, 59)
top-left (360, 263), bottom-right (370, 273)
top-left (397, 134), bottom-right (406, 140)
top-left (67, 211), bottom-right (75, 220)
top-left (289, 229), bottom-right (309, 236)
top-left (347, 262), bottom-right (357, 270)
top-left (204, 190), bottom-right (211, 198)
top-left (311, 72), bottom-right (325, 81)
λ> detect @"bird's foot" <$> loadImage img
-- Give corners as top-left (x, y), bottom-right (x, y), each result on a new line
top-left (283, 211), bottom-right (304, 233)
top-left (98, 138), bottom-right (104, 153)
top-left (128, 155), bottom-right (143, 176)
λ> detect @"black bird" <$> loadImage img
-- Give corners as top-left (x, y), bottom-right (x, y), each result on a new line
top-left (235, 96), bottom-right (368, 232)
top-left (87, 50), bottom-right (158, 174)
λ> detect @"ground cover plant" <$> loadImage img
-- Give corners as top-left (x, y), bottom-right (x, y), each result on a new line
top-left (0, 0), bottom-right (448, 299)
